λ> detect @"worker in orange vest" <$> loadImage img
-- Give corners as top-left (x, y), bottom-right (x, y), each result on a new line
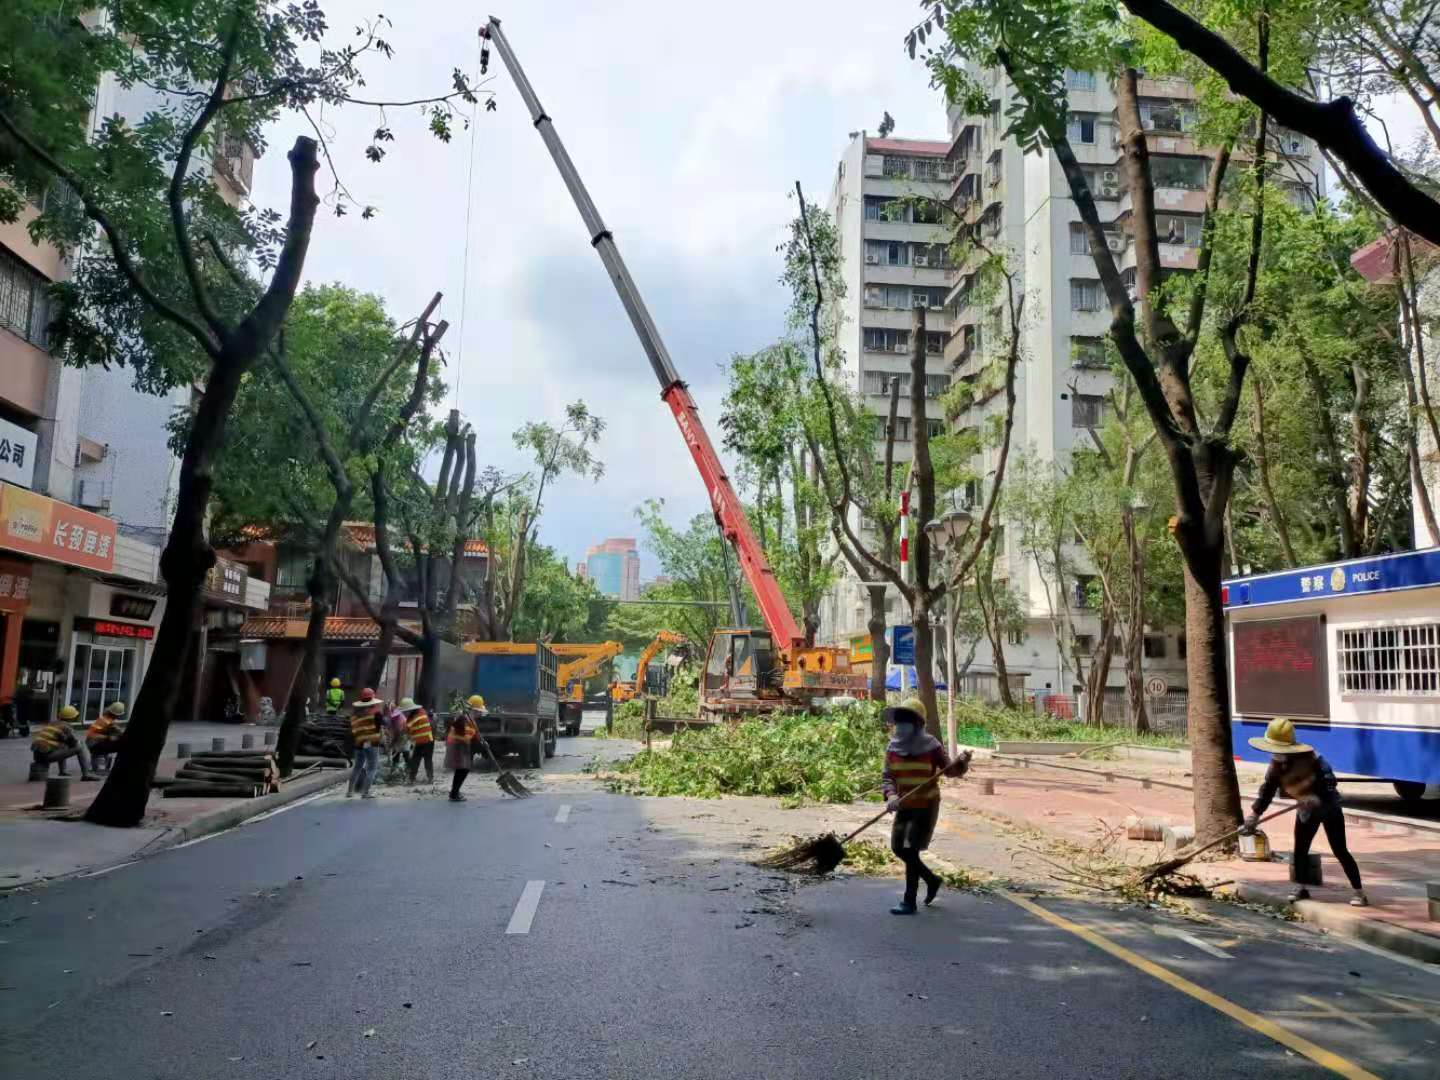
top-left (86, 702), bottom-right (126, 772)
top-left (31, 705), bottom-right (96, 780)
top-left (400, 698), bottom-right (435, 784)
top-left (881, 699), bottom-right (971, 915)
top-left (347, 688), bottom-right (384, 799)
top-left (445, 695), bottom-right (484, 802)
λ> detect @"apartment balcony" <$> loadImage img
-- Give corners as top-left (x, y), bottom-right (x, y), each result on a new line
top-left (863, 261), bottom-right (953, 289)
top-left (1117, 184), bottom-right (1210, 219)
top-left (1137, 77), bottom-right (1196, 100)
top-left (862, 175), bottom-right (950, 199)
top-left (1117, 239), bottom-right (1202, 272)
top-left (863, 219), bottom-right (951, 245)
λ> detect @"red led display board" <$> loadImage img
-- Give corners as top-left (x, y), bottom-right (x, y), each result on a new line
top-left (1232, 615), bottom-right (1329, 719)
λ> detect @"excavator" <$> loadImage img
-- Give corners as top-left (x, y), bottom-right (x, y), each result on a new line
top-left (610, 631), bottom-right (688, 705)
top-left (550, 641), bottom-right (624, 736)
top-left (482, 19), bottom-right (870, 718)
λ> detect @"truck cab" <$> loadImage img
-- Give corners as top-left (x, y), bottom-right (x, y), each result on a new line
top-left (463, 643), bottom-right (559, 768)
top-left (700, 629), bottom-right (784, 715)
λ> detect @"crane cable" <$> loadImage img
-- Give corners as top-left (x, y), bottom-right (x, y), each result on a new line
top-left (450, 29), bottom-right (487, 411)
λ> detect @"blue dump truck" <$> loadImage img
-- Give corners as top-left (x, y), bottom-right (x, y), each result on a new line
top-left (461, 643), bottom-right (559, 769)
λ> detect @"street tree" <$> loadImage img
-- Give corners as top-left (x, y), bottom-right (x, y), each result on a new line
top-left (1, 0), bottom-right (484, 826)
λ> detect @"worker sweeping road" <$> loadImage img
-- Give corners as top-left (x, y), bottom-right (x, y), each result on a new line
top-left (347, 689), bottom-right (385, 799)
top-left (31, 705), bottom-right (96, 780)
top-left (1241, 718), bottom-right (1367, 907)
top-left (86, 702), bottom-right (126, 772)
top-left (325, 678), bottom-right (344, 716)
top-left (445, 696), bottom-right (485, 802)
top-left (401, 698), bottom-right (435, 784)
top-left (881, 699), bottom-right (971, 915)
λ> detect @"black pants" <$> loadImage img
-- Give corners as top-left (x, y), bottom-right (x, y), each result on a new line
top-left (408, 742), bottom-right (434, 782)
top-left (450, 769), bottom-right (469, 797)
top-left (891, 804), bottom-right (941, 904)
top-left (1295, 809), bottom-right (1363, 889)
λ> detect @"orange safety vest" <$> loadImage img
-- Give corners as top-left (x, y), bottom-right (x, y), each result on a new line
top-left (886, 749), bottom-right (941, 806)
top-left (407, 710), bottom-right (434, 745)
top-left (87, 716), bottom-right (118, 740)
top-left (32, 722), bottom-right (71, 752)
top-left (350, 709), bottom-right (382, 747)
top-left (447, 717), bottom-right (477, 745)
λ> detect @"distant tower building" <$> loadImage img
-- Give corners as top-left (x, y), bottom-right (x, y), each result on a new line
top-left (585, 538), bottom-right (641, 600)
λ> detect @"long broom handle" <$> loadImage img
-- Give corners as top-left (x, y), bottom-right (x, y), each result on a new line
top-left (837, 772), bottom-right (947, 847)
top-left (1170, 802), bottom-right (1299, 869)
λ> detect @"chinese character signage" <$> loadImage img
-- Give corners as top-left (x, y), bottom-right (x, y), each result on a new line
top-left (1225, 548), bottom-right (1440, 609)
top-left (0, 483), bottom-right (116, 573)
top-left (0, 557), bottom-right (33, 610)
top-left (204, 557), bottom-right (247, 604)
top-left (109, 593), bottom-right (158, 621)
top-left (0, 418), bottom-right (37, 490)
top-left (75, 617), bottom-right (156, 641)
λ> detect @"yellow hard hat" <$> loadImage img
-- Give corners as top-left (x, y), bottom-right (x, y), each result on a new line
top-left (330, 678), bottom-right (341, 688)
top-left (896, 697), bottom-right (927, 722)
top-left (466, 694), bottom-right (486, 709)
top-left (57, 705), bottom-right (79, 721)
top-left (1248, 717), bottom-right (1313, 755)
top-left (105, 702), bottom-right (126, 717)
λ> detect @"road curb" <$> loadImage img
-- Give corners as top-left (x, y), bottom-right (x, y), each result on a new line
top-left (158, 769), bottom-right (345, 848)
top-left (1232, 881), bottom-right (1440, 965)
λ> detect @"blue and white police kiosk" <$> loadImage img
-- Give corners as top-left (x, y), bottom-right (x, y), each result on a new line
top-left (1224, 548), bottom-right (1440, 800)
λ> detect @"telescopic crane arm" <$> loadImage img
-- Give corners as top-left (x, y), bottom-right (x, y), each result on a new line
top-left (480, 17), bottom-right (804, 656)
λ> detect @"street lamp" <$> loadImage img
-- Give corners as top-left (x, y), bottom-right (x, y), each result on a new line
top-left (924, 507), bottom-right (973, 758)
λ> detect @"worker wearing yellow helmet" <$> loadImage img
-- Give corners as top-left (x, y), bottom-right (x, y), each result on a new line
top-left (325, 677), bottom-right (344, 715)
top-left (31, 705), bottom-right (97, 780)
top-left (445, 695), bottom-right (487, 802)
top-left (86, 701), bottom-right (127, 772)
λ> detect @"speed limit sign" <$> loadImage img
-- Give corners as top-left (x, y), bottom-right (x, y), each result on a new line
top-left (1144, 676), bottom-right (1168, 699)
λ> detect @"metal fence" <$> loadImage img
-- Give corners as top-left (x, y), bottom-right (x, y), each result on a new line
top-left (1021, 687), bottom-right (1190, 737)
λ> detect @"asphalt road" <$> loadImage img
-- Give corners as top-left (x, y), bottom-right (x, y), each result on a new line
top-left (2, 734), bottom-right (1437, 1080)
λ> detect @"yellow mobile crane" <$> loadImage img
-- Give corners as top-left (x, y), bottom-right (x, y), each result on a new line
top-left (550, 641), bottom-right (624, 736)
top-left (610, 631), bottom-right (688, 705)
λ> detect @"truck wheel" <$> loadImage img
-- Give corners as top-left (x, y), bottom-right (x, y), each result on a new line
top-left (544, 726), bottom-right (557, 758)
top-left (1393, 779), bottom-right (1427, 803)
top-left (524, 733), bottom-right (543, 769)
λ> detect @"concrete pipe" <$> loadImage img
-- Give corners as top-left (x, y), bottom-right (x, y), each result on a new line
top-left (264, 731), bottom-right (276, 747)
top-left (241, 734), bottom-right (255, 749)
top-left (1161, 824), bottom-right (1196, 855)
top-left (176, 742), bottom-right (192, 759)
top-left (211, 737), bottom-right (226, 752)
top-left (42, 777), bottom-right (71, 809)
top-left (1290, 852), bottom-right (1323, 887)
top-left (980, 778), bottom-right (995, 795)
top-left (28, 761), bottom-right (50, 782)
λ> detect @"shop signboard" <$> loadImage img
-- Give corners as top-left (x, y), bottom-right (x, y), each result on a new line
top-left (110, 593), bottom-right (158, 621)
top-left (75, 617), bottom-right (156, 642)
top-left (204, 557), bottom-right (247, 604)
top-left (0, 418), bottom-right (38, 490)
top-left (0, 557), bottom-right (33, 610)
top-left (0, 483), bottom-right (116, 573)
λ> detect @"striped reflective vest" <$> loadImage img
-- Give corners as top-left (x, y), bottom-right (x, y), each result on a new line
top-left (885, 749), bottom-right (941, 806)
top-left (447, 717), bottom-right (477, 745)
top-left (32, 722), bottom-right (72, 753)
top-left (87, 716), bottom-right (119, 740)
top-left (350, 709), bottom-right (382, 747)
top-left (407, 710), bottom-right (434, 745)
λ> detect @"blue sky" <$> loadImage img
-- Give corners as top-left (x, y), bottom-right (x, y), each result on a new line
top-left (251, 1), bottom-right (947, 576)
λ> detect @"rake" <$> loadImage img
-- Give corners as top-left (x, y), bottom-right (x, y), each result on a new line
top-left (474, 736), bottom-right (532, 798)
top-left (758, 752), bottom-right (972, 877)
top-left (1134, 803), bottom-right (1296, 886)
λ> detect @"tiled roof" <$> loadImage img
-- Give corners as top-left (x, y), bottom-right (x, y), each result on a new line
top-left (1350, 232), bottom-right (1438, 284)
top-left (240, 616), bottom-right (404, 641)
top-left (866, 136), bottom-right (950, 156)
top-left (341, 523), bottom-right (487, 556)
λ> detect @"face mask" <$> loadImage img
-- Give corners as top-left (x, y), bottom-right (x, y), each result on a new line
top-left (892, 722), bottom-right (916, 742)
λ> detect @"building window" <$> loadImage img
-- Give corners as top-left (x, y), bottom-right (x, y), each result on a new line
top-left (865, 195), bottom-right (907, 222)
top-left (883, 155), bottom-right (910, 178)
top-left (864, 284), bottom-right (885, 307)
top-left (1144, 635), bottom-right (1167, 659)
top-left (1152, 155), bottom-right (1209, 190)
top-left (1074, 633), bottom-right (1096, 654)
top-left (891, 417), bottom-right (912, 441)
top-left (1071, 336), bottom-right (1107, 368)
top-left (1007, 627), bottom-right (1027, 646)
top-left (887, 241), bottom-right (909, 266)
top-left (864, 327), bottom-right (910, 353)
top-left (1139, 100), bottom-right (1197, 133)
top-left (912, 157), bottom-right (942, 181)
top-left (926, 418), bottom-right (945, 439)
top-left (864, 371), bottom-right (910, 396)
top-left (1071, 393), bottom-right (1106, 428)
top-left (1338, 624), bottom-right (1440, 695)
top-left (0, 245), bottom-right (51, 349)
top-left (1177, 634), bottom-right (1187, 659)
top-left (1070, 279), bottom-right (1100, 311)
top-left (1156, 214), bottom-right (1203, 246)
top-left (1065, 69), bottom-right (1098, 91)
top-left (1067, 113), bottom-right (1097, 144)
top-left (275, 548), bottom-right (311, 590)
top-left (1069, 222), bottom-right (1091, 254)
top-left (925, 332), bottom-right (945, 356)
top-left (925, 374), bottom-right (950, 398)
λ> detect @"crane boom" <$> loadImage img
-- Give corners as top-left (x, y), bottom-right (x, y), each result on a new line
top-left (481, 17), bottom-right (805, 655)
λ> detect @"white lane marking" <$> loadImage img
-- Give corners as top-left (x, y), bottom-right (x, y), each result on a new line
top-left (79, 860), bottom-right (137, 879)
top-left (241, 789), bottom-right (331, 827)
top-left (555, 804), bottom-right (571, 824)
top-left (506, 881), bottom-right (545, 935)
top-left (1332, 933), bottom-right (1440, 976)
top-left (1153, 925), bottom-right (1234, 958)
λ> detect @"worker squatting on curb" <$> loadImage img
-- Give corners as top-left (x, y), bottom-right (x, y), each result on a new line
top-left (1241, 717), bottom-right (1368, 907)
top-left (31, 705), bottom-right (97, 781)
top-left (881, 698), bottom-right (972, 916)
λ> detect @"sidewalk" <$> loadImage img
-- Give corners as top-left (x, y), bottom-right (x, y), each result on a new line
top-left (942, 750), bottom-right (1440, 963)
top-left (1, 722), bottom-right (343, 889)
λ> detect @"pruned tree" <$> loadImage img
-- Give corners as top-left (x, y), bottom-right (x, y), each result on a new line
top-left (0, 0), bottom-right (485, 826)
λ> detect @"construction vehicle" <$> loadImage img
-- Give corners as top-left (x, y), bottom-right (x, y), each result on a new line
top-left (461, 642), bottom-right (559, 767)
top-left (551, 641), bottom-right (624, 736)
top-left (482, 19), bottom-right (870, 717)
top-left (610, 631), bottom-right (688, 704)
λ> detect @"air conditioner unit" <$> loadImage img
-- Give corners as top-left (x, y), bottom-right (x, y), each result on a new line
top-left (1106, 234), bottom-right (1125, 252)
top-left (1102, 169), bottom-right (1119, 183)
top-left (914, 254), bottom-right (929, 267)
top-left (895, 343), bottom-right (909, 354)
top-left (865, 254), bottom-right (879, 265)
top-left (77, 479), bottom-right (111, 511)
top-left (1101, 182), bottom-right (1119, 198)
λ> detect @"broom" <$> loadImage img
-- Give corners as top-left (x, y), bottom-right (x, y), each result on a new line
top-left (758, 751), bottom-right (973, 876)
top-left (474, 736), bottom-right (531, 798)
top-left (1135, 802), bottom-right (1297, 886)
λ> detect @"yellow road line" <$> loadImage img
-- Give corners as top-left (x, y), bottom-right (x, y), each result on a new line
top-left (1001, 890), bottom-right (1382, 1080)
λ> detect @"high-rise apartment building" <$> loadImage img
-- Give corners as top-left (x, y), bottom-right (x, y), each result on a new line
top-left (821, 73), bottom-right (1323, 703)
top-left (585, 538), bottom-right (641, 601)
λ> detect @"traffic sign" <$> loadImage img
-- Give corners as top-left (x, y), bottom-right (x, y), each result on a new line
top-left (889, 625), bottom-right (915, 666)
top-left (1144, 676), bottom-right (1168, 699)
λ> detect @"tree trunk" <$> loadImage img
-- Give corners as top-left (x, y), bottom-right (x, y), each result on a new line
top-left (1123, 511), bottom-right (1151, 734)
top-left (277, 558), bottom-right (331, 775)
top-left (416, 626), bottom-right (440, 716)
top-left (1181, 541), bottom-right (1243, 844)
top-left (1085, 605), bottom-right (1115, 727)
top-left (866, 584), bottom-right (889, 699)
top-left (912, 593), bottom-right (940, 738)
